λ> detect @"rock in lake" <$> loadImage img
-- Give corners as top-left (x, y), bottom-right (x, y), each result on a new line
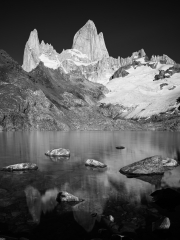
top-left (116, 146), bottom-right (125, 150)
top-left (120, 155), bottom-right (178, 175)
top-left (45, 148), bottom-right (70, 157)
top-left (85, 159), bottom-right (107, 168)
top-left (0, 163), bottom-right (38, 172)
top-left (56, 191), bottom-right (84, 203)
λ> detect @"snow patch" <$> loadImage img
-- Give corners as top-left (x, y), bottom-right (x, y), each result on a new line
top-left (39, 54), bottom-right (60, 69)
top-left (101, 64), bottom-right (180, 118)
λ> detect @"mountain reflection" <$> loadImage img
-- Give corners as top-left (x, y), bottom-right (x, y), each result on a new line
top-left (161, 166), bottom-right (180, 188)
top-left (1, 130), bottom-right (180, 226)
top-left (24, 186), bottom-right (59, 223)
top-left (73, 200), bottom-right (103, 232)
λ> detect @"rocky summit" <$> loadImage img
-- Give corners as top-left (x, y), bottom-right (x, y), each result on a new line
top-left (72, 20), bottom-right (109, 61)
top-left (1, 20), bottom-right (180, 131)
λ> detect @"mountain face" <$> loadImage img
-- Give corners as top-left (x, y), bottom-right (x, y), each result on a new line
top-left (0, 49), bottom-right (142, 131)
top-left (22, 20), bottom-right (120, 84)
top-left (1, 20), bottom-right (180, 131)
top-left (72, 20), bottom-right (109, 61)
top-left (0, 50), bottom-right (69, 131)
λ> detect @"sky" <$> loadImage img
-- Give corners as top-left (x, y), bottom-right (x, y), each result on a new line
top-left (0, 1), bottom-right (179, 65)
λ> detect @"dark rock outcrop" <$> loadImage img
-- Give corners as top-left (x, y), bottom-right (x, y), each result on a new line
top-left (120, 155), bottom-right (178, 175)
top-left (116, 146), bottom-right (125, 149)
top-left (110, 65), bottom-right (129, 80)
top-left (160, 83), bottom-right (168, 90)
top-left (153, 65), bottom-right (180, 81)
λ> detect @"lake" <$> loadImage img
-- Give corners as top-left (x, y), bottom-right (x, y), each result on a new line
top-left (0, 131), bottom-right (180, 239)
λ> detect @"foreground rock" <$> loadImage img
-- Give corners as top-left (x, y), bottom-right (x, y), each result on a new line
top-left (85, 159), bottom-right (107, 168)
top-left (120, 155), bottom-right (178, 175)
top-left (56, 191), bottom-right (84, 203)
top-left (45, 148), bottom-right (70, 157)
top-left (0, 163), bottom-right (38, 172)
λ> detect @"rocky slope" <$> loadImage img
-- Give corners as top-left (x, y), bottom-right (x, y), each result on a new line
top-left (100, 56), bottom-right (180, 130)
top-left (0, 49), bottom-right (141, 131)
top-left (0, 50), bottom-right (70, 131)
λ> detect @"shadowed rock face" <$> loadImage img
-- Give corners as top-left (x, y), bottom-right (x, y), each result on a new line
top-left (120, 155), bottom-right (178, 175)
top-left (110, 65), bottom-right (129, 80)
top-left (0, 49), bottom-right (69, 131)
top-left (72, 20), bottom-right (109, 61)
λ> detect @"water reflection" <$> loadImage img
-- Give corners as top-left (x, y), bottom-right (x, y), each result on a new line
top-left (73, 200), bottom-right (103, 232)
top-left (1, 130), bottom-right (180, 215)
top-left (24, 186), bottom-right (59, 223)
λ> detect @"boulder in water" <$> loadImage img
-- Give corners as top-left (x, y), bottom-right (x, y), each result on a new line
top-left (45, 148), bottom-right (70, 157)
top-left (120, 155), bottom-right (178, 175)
top-left (116, 146), bottom-right (125, 150)
top-left (56, 191), bottom-right (84, 203)
top-left (1, 163), bottom-right (38, 172)
top-left (85, 159), bottom-right (107, 168)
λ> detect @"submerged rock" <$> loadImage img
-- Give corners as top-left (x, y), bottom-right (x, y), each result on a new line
top-left (0, 163), bottom-right (38, 172)
top-left (85, 159), bottom-right (107, 168)
top-left (45, 148), bottom-right (70, 157)
top-left (152, 217), bottom-right (170, 231)
top-left (56, 191), bottom-right (84, 203)
top-left (120, 155), bottom-right (178, 175)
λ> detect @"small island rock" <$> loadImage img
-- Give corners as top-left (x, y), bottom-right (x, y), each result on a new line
top-left (45, 148), bottom-right (70, 157)
top-left (0, 163), bottom-right (38, 172)
top-left (116, 146), bottom-right (125, 150)
top-left (120, 155), bottom-right (178, 175)
top-left (85, 159), bottom-right (107, 168)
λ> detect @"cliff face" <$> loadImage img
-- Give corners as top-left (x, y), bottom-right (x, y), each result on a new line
top-left (22, 29), bottom-right (41, 72)
top-left (22, 21), bottom-right (115, 84)
top-left (72, 20), bottom-right (109, 61)
top-left (0, 49), bottom-right (70, 131)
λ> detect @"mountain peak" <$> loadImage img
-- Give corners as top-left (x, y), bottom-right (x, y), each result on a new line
top-left (72, 20), bottom-right (109, 61)
top-left (22, 29), bottom-right (40, 72)
top-left (86, 19), bottom-right (96, 28)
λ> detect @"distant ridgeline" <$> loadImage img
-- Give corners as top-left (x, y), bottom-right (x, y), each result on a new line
top-left (0, 20), bottom-right (180, 131)
top-left (22, 20), bottom-right (176, 85)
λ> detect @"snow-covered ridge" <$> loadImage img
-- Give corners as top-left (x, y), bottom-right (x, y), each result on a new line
top-left (101, 59), bottom-right (180, 119)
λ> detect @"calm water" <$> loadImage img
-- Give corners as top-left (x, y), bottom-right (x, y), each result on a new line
top-left (0, 131), bottom-right (180, 216)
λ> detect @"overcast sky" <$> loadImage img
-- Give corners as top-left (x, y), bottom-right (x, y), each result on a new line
top-left (0, 1), bottom-right (179, 64)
